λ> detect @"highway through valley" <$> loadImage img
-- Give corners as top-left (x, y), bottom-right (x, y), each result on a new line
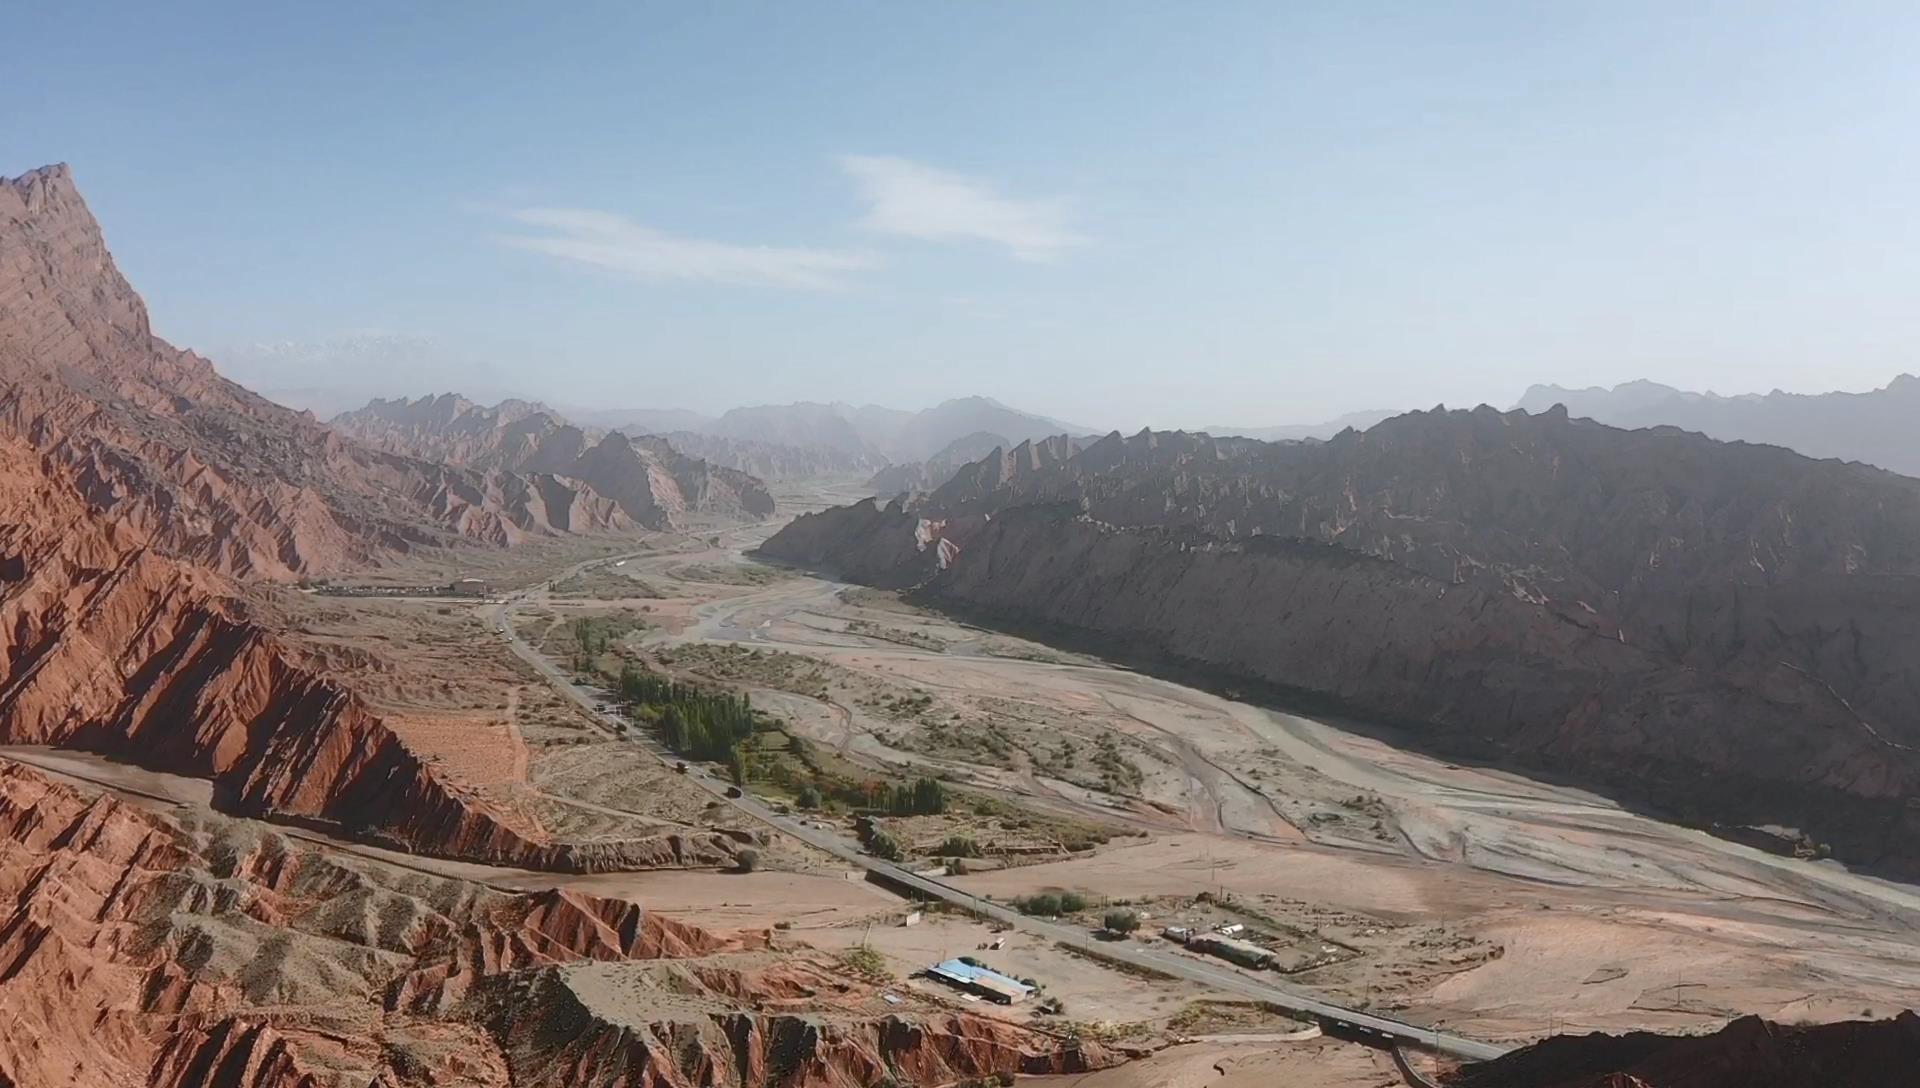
top-left (481, 548), bottom-right (1511, 1064)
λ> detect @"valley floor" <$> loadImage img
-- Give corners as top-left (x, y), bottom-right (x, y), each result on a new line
top-left (555, 480), bottom-right (1920, 1046)
top-left (106, 475), bottom-right (1914, 1083)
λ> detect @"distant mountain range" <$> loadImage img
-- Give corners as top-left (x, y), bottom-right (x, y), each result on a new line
top-left (1517, 376), bottom-right (1920, 477)
top-left (560, 395), bottom-right (1085, 481)
top-left (606, 396), bottom-right (1086, 464)
top-left (1201, 408), bottom-right (1402, 442)
top-left (332, 394), bottom-right (774, 525)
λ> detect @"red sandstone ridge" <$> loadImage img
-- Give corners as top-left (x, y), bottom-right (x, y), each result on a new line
top-left (0, 164), bottom-right (633, 578)
top-left (0, 758), bottom-right (1114, 1087)
top-left (1447, 1012), bottom-right (1920, 1087)
top-left (0, 424), bottom-right (741, 872)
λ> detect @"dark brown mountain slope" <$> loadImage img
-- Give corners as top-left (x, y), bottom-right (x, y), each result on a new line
top-left (334, 393), bottom-right (775, 523)
top-left (0, 165), bottom-right (629, 578)
top-left (1448, 1011), bottom-right (1920, 1087)
top-left (761, 408), bottom-right (1920, 875)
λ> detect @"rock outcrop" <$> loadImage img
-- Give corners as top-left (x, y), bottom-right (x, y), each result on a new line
top-left (0, 758), bottom-right (1113, 1087)
top-left (334, 394), bottom-right (775, 524)
top-left (0, 164), bottom-right (633, 578)
top-left (761, 409), bottom-right (1920, 875)
top-left (1449, 1012), bottom-right (1920, 1087)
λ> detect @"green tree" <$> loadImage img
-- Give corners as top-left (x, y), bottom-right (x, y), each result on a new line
top-left (868, 830), bottom-right (904, 861)
top-left (1101, 909), bottom-right (1141, 935)
top-left (936, 835), bottom-right (979, 858)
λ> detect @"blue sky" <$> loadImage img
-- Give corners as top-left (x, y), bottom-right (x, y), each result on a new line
top-left (8, 2), bottom-right (1920, 427)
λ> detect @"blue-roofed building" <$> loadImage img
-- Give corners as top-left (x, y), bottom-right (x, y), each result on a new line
top-left (925, 958), bottom-right (1034, 1004)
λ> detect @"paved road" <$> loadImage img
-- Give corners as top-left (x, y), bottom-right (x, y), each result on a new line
top-left (484, 556), bottom-right (1509, 1064)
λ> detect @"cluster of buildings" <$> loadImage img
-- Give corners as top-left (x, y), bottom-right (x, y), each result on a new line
top-left (1162, 923), bottom-right (1274, 969)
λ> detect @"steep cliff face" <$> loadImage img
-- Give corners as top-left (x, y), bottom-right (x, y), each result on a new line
top-left (760, 410), bottom-right (1920, 874)
top-left (0, 759), bottom-right (1111, 1088)
top-left (335, 394), bottom-right (776, 524)
top-left (0, 165), bottom-right (628, 578)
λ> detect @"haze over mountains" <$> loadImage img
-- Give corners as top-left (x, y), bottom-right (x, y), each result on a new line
top-left (332, 393), bottom-right (774, 525)
top-left (579, 396), bottom-right (1085, 463)
top-left (1518, 375), bottom-right (1920, 477)
top-left (333, 391), bottom-right (1095, 487)
top-left (1201, 408), bottom-right (1403, 442)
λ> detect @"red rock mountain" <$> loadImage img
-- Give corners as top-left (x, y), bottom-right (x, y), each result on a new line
top-left (0, 164), bottom-right (749, 870)
top-left (0, 759), bottom-right (1114, 1087)
top-left (334, 393), bottom-right (776, 525)
top-left (761, 411), bottom-right (1920, 876)
top-left (1, 164), bottom-right (634, 579)
top-left (0, 419), bottom-right (743, 871)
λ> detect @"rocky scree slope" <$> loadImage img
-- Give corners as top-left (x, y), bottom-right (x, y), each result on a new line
top-left (761, 410), bottom-right (1920, 875)
top-left (0, 164), bottom-right (632, 579)
top-left (0, 759), bottom-right (1112, 1087)
top-left (334, 393), bottom-right (775, 522)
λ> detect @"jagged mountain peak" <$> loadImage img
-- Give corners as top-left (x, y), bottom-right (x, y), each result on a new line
top-left (1, 164), bottom-right (633, 576)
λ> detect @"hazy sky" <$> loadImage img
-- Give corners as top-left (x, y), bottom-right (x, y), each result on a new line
top-left (9, 2), bottom-right (1920, 428)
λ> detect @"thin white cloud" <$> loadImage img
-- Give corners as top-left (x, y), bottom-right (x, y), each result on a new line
top-left (496, 208), bottom-right (877, 290)
top-left (840, 155), bottom-right (1086, 262)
